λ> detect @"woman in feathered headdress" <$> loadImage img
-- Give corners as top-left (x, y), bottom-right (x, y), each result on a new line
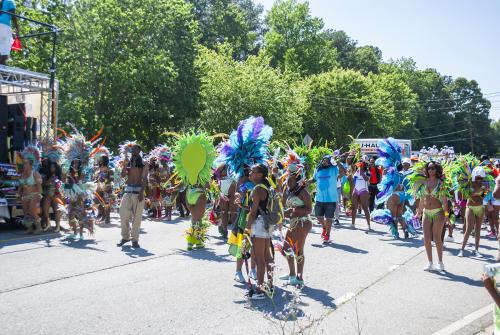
top-left (216, 116), bottom-right (273, 240)
top-left (39, 139), bottom-right (64, 232)
top-left (173, 132), bottom-right (216, 250)
top-left (279, 150), bottom-right (312, 288)
top-left (62, 128), bottom-right (101, 240)
top-left (94, 146), bottom-right (115, 225)
top-left (152, 144), bottom-right (175, 220)
top-left (452, 155), bottom-right (495, 258)
top-left (371, 138), bottom-right (413, 240)
top-left (147, 153), bottom-right (163, 219)
top-left (17, 145), bottom-right (43, 234)
top-left (407, 159), bottom-right (451, 271)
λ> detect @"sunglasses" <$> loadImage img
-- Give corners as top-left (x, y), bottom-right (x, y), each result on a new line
top-left (427, 167), bottom-right (436, 171)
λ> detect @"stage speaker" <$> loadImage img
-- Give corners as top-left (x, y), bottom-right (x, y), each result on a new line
top-left (9, 104), bottom-right (26, 151)
top-left (25, 117), bottom-right (33, 144)
top-left (31, 118), bottom-right (37, 142)
top-left (0, 95), bottom-right (8, 162)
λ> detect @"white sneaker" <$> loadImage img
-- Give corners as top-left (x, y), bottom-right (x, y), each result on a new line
top-left (435, 262), bottom-right (445, 272)
top-left (444, 236), bottom-right (454, 242)
top-left (474, 250), bottom-right (483, 258)
top-left (424, 262), bottom-right (434, 271)
top-left (250, 269), bottom-right (257, 280)
top-left (234, 271), bottom-right (245, 283)
top-left (457, 250), bottom-right (464, 257)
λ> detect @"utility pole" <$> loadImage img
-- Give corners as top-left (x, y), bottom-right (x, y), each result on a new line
top-left (469, 113), bottom-right (474, 154)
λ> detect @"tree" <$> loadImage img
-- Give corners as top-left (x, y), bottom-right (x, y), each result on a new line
top-left (367, 72), bottom-right (417, 137)
top-left (381, 59), bottom-right (455, 148)
top-left (449, 77), bottom-right (493, 155)
top-left (322, 29), bottom-right (357, 69)
top-left (262, 0), bottom-right (336, 76)
top-left (352, 45), bottom-right (382, 75)
top-left (188, 0), bottom-right (263, 59)
top-left (11, 0), bottom-right (72, 74)
top-left (197, 47), bottom-right (304, 140)
top-left (56, 0), bottom-right (200, 149)
top-left (301, 69), bottom-right (370, 147)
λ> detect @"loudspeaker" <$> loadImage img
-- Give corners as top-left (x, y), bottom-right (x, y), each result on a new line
top-left (12, 114), bottom-right (25, 151)
top-left (25, 117), bottom-right (33, 144)
top-left (31, 118), bottom-right (37, 142)
top-left (0, 95), bottom-right (8, 162)
top-left (8, 104), bottom-right (26, 151)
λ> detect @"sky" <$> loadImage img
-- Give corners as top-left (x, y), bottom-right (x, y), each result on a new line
top-left (255, 0), bottom-right (500, 120)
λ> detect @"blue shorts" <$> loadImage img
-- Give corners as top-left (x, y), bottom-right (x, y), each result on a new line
top-left (314, 201), bottom-right (336, 219)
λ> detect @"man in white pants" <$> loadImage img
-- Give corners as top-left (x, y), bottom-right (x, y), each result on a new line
top-left (0, 0), bottom-right (19, 65)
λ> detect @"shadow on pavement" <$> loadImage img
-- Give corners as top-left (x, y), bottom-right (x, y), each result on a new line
top-left (173, 247), bottom-right (233, 263)
top-left (435, 270), bottom-right (482, 287)
top-left (389, 238), bottom-right (424, 249)
top-left (300, 285), bottom-right (336, 309)
top-left (60, 238), bottom-right (107, 252)
top-left (121, 245), bottom-right (155, 258)
top-left (0, 231), bottom-right (62, 250)
top-left (311, 242), bottom-right (368, 254)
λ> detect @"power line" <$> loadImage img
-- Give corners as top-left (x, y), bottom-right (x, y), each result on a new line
top-left (307, 93), bottom-right (497, 115)
top-left (304, 90), bottom-right (500, 105)
top-left (415, 119), bottom-right (493, 132)
top-left (304, 96), bottom-right (496, 117)
top-left (409, 129), bottom-right (469, 141)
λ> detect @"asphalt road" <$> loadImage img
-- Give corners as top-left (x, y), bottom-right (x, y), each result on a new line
top-left (0, 211), bottom-right (498, 335)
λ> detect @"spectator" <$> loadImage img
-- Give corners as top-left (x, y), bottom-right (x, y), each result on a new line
top-left (0, 0), bottom-right (19, 65)
top-left (368, 156), bottom-right (382, 212)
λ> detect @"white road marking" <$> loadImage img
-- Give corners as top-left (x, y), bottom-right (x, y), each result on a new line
top-left (431, 303), bottom-right (493, 335)
top-left (335, 292), bottom-right (355, 306)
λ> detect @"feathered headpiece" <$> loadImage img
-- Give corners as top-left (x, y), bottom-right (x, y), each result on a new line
top-left (20, 145), bottom-right (41, 169)
top-left (375, 138), bottom-right (402, 205)
top-left (216, 116), bottom-right (273, 178)
top-left (282, 149), bottom-right (305, 179)
top-left (93, 146), bottom-right (111, 163)
top-left (450, 154), bottom-right (494, 199)
top-left (149, 144), bottom-right (172, 165)
top-left (61, 125), bottom-right (103, 174)
top-left (39, 138), bottom-right (64, 164)
top-left (174, 132), bottom-right (216, 186)
top-left (119, 141), bottom-right (139, 157)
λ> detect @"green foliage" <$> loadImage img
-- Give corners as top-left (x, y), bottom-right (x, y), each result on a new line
top-left (197, 47), bottom-right (304, 140)
top-left (8, 0), bottom-right (498, 156)
top-left (301, 69), bottom-right (371, 148)
top-left (262, 0), bottom-right (337, 76)
top-left (57, 0), bottom-right (200, 149)
top-left (188, 0), bottom-right (263, 59)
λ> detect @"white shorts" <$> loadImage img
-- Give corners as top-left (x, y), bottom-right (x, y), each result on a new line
top-left (0, 24), bottom-right (12, 56)
top-left (250, 216), bottom-right (271, 239)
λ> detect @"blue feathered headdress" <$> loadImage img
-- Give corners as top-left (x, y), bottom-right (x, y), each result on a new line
top-left (216, 116), bottom-right (273, 178)
top-left (375, 138), bottom-right (403, 205)
top-left (375, 137), bottom-right (402, 168)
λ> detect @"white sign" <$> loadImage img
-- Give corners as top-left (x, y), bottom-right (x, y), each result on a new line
top-left (356, 139), bottom-right (412, 158)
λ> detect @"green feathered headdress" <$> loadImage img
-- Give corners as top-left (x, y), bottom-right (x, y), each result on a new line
top-left (450, 154), bottom-right (495, 199)
top-left (407, 159), bottom-right (452, 200)
top-left (173, 132), bottom-right (216, 186)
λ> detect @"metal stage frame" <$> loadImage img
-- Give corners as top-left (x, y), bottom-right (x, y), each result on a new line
top-left (0, 65), bottom-right (58, 139)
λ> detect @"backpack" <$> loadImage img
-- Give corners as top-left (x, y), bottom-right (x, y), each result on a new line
top-left (255, 184), bottom-right (283, 229)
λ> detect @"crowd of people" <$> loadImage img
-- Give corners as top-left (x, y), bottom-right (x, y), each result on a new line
top-left (14, 118), bottom-right (500, 300)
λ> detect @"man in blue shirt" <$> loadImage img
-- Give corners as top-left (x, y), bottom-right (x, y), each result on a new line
top-left (308, 155), bottom-right (346, 243)
top-left (0, 0), bottom-right (19, 65)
